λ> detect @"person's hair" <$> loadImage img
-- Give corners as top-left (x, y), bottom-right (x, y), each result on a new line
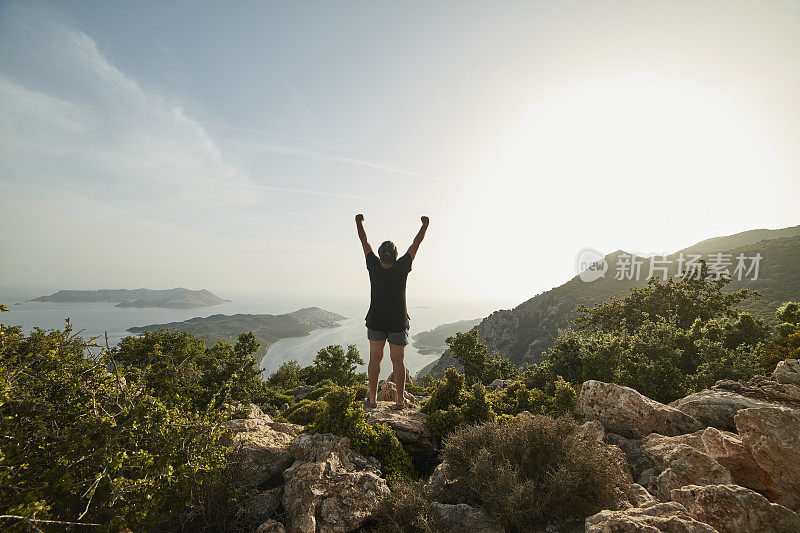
top-left (378, 241), bottom-right (398, 264)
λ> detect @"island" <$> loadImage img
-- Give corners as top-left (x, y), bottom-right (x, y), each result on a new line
top-left (32, 288), bottom-right (228, 308)
top-left (126, 307), bottom-right (345, 362)
top-left (412, 318), bottom-right (482, 355)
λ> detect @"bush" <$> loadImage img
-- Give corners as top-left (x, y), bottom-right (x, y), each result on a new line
top-left (0, 323), bottom-right (236, 531)
top-left (267, 360), bottom-right (303, 390)
top-left (284, 399), bottom-right (325, 425)
top-left (440, 414), bottom-right (629, 529)
top-left (311, 344), bottom-right (366, 386)
top-left (370, 480), bottom-right (449, 533)
top-left (447, 330), bottom-right (516, 385)
top-left (308, 387), bottom-right (414, 482)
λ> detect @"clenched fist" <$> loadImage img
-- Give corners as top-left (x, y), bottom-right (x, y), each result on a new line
top-left (421, 216), bottom-right (429, 225)
top-left (355, 214), bottom-right (364, 223)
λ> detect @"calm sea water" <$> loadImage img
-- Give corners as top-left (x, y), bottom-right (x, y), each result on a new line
top-left (0, 289), bottom-right (504, 379)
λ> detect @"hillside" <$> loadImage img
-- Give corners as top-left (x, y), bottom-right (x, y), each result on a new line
top-left (419, 226), bottom-right (800, 378)
top-left (127, 307), bottom-right (345, 361)
top-left (33, 288), bottom-right (227, 308)
top-left (412, 318), bottom-right (482, 355)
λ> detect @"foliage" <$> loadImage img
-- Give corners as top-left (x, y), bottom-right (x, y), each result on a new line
top-left (758, 302), bottom-right (800, 372)
top-left (446, 330), bottom-right (516, 385)
top-left (284, 399), bottom-right (325, 425)
top-left (308, 387), bottom-right (414, 482)
top-left (370, 480), bottom-right (450, 533)
top-left (266, 359), bottom-right (302, 390)
top-left (0, 323), bottom-right (236, 531)
top-left (440, 414), bottom-right (629, 529)
top-left (310, 344), bottom-right (365, 386)
top-left (543, 272), bottom-right (773, 403)
top-left (113, 329), bottom-right (264, 412)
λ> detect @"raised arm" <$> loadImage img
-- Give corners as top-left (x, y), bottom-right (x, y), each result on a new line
top-left (406, 216), bottom-right (429, 259)
top-left (355, 214), bottom-right (372, 256)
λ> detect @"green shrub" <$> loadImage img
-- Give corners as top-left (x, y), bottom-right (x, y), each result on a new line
top-left (308, 387), bottom-right (413, 482)
top-left (0, 323), bottom-right (236, 531)
top-left (422, 373), bottom-right (495, 440)
top-left (284, 399), bottom-right (325, 425)
top-left (447, 330), bottom-right (516, 385)
top-left (440, 414), bottom-right (629, 529)
top-left (421, 368), bottom-right (466, 414)
top-left (370, 480), bottom-right (450, 533)
top-left (267, 359), bottom-right (303, 390)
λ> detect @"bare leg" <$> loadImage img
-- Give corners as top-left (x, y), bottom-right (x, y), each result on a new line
top-left (389, 343), bottom-right (406, 406)
top-left (368, 340), bottom-right (385, 405)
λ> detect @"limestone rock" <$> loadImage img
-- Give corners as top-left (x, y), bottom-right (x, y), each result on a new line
top-left (486, 378), bottom-right (513, 392)
top-left (713, 376), bottom-right (800, 409)
top-left (585, 501), bottom-right (718, 532)
top-left (255, 519), bottom-right (286, 533)
top-left (577, 419), bottom-right (606, 443)
top-left (377, 380), bottom-right (418, 405)
top-left (579, 380), bottom-right (703, 439)
top-left (363, 401), bottom-right (434, 459)
top-left (282, 433), bottom-right (389, 533)
top-left (606, 433), bottom-right (657, 481)
top-left (735, 406), bottom-right (800, 506)
top-left (671, 484), bottom-right (800, 533)
top-left (671, 389), bottom-right (773, 432)
top-left (626, 483), bottom-right (657, 507)
top-left (227, 418), bottom-right (303, 489)
top-left (650, 444), bottom-right (733, 501)
top-left (700, 427), bottom-right (776, 497)
top-left (774, 359), bottom-right (800, 387)
top-left (642, 432), bottom-right (707, 469)
top-left (429, 502), bottom-right (503, 533)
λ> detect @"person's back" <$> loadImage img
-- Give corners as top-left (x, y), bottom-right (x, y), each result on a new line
top-left (355, 214), bottom-right (428, 409)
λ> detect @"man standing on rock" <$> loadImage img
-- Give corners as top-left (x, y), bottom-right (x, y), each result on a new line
top-left (356, 213), bottom-right (429, 410)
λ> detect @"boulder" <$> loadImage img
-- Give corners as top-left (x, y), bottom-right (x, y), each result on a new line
top-left (429, 502), bottom-right (503, 533)
top-left (255, 520), bottom-right (286, 533)
top-left (650, 445), bottom-right (733, 501)
top-left (735, 406), bottom-right (800, 507)
top-left (363, 401), bottom-right (435, 460)
top-left (774, 359), bottom-right (800, 387)
top-left (577, 420), bottom-right (606, 443)
top-left (227, 418), bottom-right (303, 489)
top-left (642, 432), bottom-right (707, 469)
top-left (388, 368), bottom-right (413, 384)
top-left (626, 483), bottom-right (656, 507)
top-left (606, 433), bottom-right (657, 481)
top-left (290, 385), bottom-right (317, 400)
top-left (485, 379), bottom-right (513, 392)
top-left (579, 380), bottom-right (703, 439)
top-left (713, 376), bottom-right (800, 408)
top-left (282, 434), bottom-right (390, 533)
top-left (700, 428), bottom-right (776, 497)
top-left (671, 389), bottom-right (773, 432)
top-left (671, 484), bottom-right (800, 533)
top-left (377, 380), bottom-right (418, 405)
top-left (585, 501), bottom-right (718, 532)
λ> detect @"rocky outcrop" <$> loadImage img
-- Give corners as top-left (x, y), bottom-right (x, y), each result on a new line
top-left (641, 432), bottom-right (707, 468)
top-left (713, 376), bottom-right (800, 408)
top-left (577, 419), bottom-right (606, 443)
top-left (701, 428), bottom-right (775, 497)
top-left (377, 380), bottom-right (418, 405)
top-left (648, 444), bottom-right (733, 501)
top-left (606, 433), bottom-right (657, 482)
top-left (227, 417), bottom-right (303, 489)
top-left (363, 401), bottom-right (434, 461)
top-left (671, 389), bottom-right (773, 432)
top-left (671, 484), bottom-right (800, 533)
top-left (774, 359), bottom-right (800, 387)
top-left (585, 501), bottom-right (718, 532)
top-left (255, 519), bottom-right (286, 533)
top-left (429, 502), bottom-right (503, 533)
top-left (734, 406), bottom-right (800, 507)
top-left (236, 487), bottom-right (283, 526)
top-left (579, 380), bottom-right (703, 439)
top-left (282, 433), bottom-right (389, 533)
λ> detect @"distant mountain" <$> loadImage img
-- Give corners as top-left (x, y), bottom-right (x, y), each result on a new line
top-left (33, 288), bottom-right (227, 308)
top-left (127, 307), bottom-right (346, 362)
top-left (419, 225), bottom-right (800, 379)
top-left (412, 319), bottom-right (482, 355)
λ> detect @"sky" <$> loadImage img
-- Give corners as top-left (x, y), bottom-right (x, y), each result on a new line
top-left (1, 0), bottom-right (798, 306)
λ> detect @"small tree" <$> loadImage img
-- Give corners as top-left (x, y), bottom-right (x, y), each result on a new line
top-left (447, 330), bottom-right (515, 385)
top-left (312, 344), bottom-right (365, 386)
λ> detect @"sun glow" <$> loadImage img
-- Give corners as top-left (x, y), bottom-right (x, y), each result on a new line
top-left (462, 77), bottom-right (784, 301)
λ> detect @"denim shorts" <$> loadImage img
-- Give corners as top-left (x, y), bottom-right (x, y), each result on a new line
top-left (367, 327), bottom-right (409, 346)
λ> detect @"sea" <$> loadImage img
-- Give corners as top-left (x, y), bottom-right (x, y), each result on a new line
top-left (0, 288), bottom-right (508, 379)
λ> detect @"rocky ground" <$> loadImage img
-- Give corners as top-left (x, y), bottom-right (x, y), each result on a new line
top-left (228, 360), bottom-right (800, 532)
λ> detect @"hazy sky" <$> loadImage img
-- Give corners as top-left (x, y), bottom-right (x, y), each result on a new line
top-left (1, 1), bottom-right (798, 305)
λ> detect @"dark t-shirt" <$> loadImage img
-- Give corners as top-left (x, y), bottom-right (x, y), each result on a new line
top-left (365, 251), bottom-right (412, 332)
